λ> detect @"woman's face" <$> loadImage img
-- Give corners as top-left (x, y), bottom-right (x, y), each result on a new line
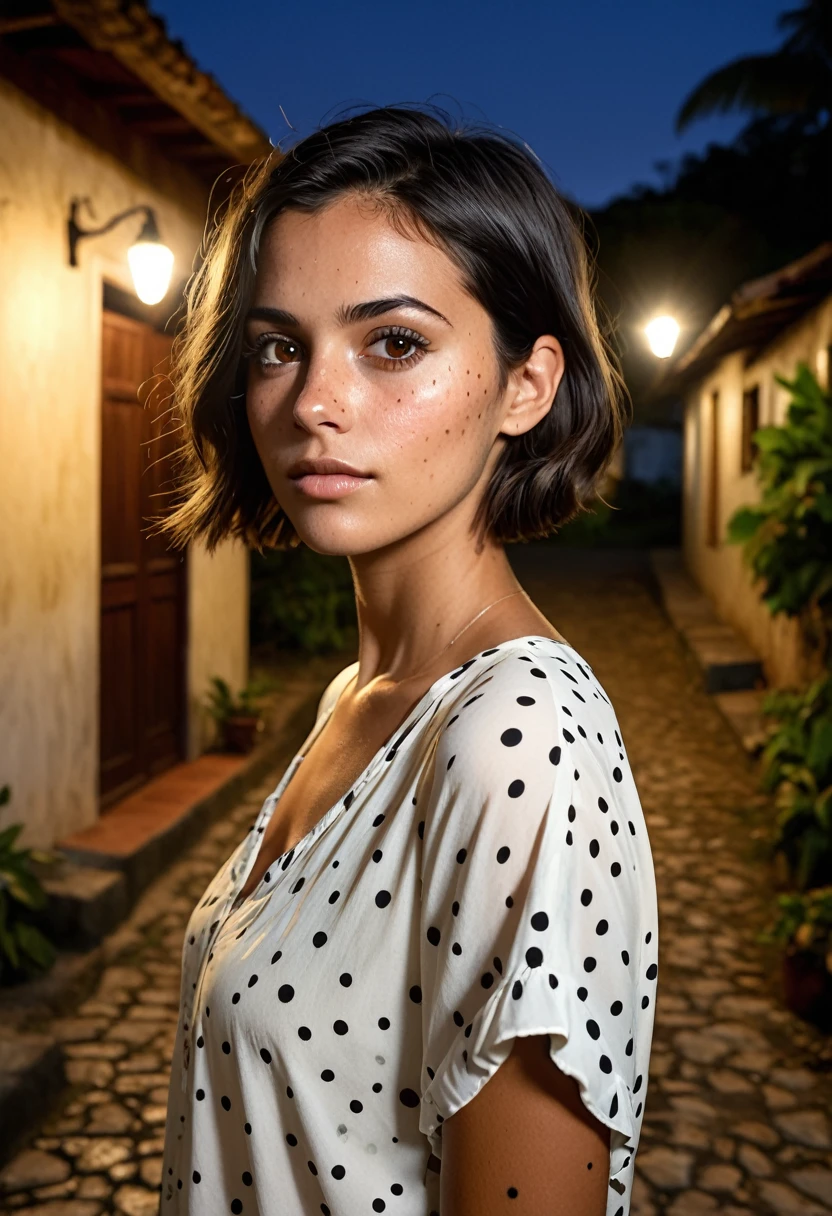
top-left (244, 192), bottom-right (533, 558)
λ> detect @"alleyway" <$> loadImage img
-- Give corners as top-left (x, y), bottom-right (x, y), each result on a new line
top-left (1, 546), bottom-right (831, 1215)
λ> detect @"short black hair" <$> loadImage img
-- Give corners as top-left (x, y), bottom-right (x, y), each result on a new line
top-left (160, 102), bottom-right (628, 552)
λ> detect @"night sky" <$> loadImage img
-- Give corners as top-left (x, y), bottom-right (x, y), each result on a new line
top-left (152, 0), bottom-right (786, 210)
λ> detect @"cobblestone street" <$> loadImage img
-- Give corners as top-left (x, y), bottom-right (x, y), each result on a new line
top-left (1, 547), bottom-right (831, 1215)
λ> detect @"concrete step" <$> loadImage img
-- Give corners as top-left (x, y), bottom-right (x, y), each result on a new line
top-left (650, 549), bottom-right (765, 694)
top-left (713, 689), bottom-right (776, 756)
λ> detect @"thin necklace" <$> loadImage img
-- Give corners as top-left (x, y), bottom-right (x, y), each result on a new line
top-left (388, 589), bottom-right (527, 687)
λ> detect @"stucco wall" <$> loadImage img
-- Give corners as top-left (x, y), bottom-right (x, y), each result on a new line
top-left (187, 541), bottom-right (250, 759)
top-left (682, 298), bottom-right (832, 688)
top-left (0, 78), bottom-right (248, 846)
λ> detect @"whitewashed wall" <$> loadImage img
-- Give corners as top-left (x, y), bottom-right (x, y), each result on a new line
top-left (682, 298), bottom-right (832, 688)
top-left (0, 78), bottom-right (249, 846)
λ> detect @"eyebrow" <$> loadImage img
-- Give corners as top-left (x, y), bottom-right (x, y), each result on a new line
top-left (245, 295), bottom-right (453, 329)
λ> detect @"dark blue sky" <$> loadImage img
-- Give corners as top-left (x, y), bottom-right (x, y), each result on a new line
top-left (154, 0), bottom-right (786, 210)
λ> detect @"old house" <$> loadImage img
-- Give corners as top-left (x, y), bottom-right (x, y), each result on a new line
top-left (0, 1), bottom-right (272, 846)
top-left (658, 242), bottom-right (832, 688)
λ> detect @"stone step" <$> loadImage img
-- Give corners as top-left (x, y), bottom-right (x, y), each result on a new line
top-left (713, 689), bottom-right (776, 757)
top-left (650, 549), bottom-right (765, 695)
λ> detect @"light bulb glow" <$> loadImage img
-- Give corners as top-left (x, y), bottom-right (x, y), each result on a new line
top-left (127, 240), bottom-right (174, 305)
top-left (645, 315), bottom-right (680, 359)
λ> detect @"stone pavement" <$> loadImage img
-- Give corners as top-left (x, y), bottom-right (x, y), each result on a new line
top-left (0, 546), bottom-right (830, 1214)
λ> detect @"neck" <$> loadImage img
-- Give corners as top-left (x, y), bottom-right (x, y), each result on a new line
top-left (347, 513), bottom-right (524, 694)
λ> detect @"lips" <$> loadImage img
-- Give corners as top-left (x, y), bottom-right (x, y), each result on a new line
top-left (288, 458), bottom-right (369, 479)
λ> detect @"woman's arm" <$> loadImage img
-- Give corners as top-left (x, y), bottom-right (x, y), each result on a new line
top-left (440, 1033), bottom-right (611, 1216)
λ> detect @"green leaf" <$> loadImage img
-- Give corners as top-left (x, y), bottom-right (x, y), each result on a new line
top-left (726, 506), bottom-right (766, 543)
top-left (14, 922), bottom-right (55, 971)
top-left (0, 823), bottom-right (23, 854)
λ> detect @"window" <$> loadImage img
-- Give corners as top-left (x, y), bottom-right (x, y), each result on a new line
top-left (741, 385), bottom-right (760, 473)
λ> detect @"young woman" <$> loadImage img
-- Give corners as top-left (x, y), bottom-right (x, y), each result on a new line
top-left (159, 104), bottom-right (658, 1216)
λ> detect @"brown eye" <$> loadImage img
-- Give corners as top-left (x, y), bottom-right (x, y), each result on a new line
top-left (384, 336), bottom-right (416, 358)
top-left (244, 334), bottom-right (302, 367)
top-left (363, 326), bottom-right (430, 367)
top-left (263, 338), bottom-right (300, 364)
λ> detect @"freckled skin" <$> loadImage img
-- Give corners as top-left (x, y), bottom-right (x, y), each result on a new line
top-left (243, 190), bottom-right (565, 686)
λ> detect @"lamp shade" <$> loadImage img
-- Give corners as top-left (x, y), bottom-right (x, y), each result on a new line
top-left (645, 316), bottom-right (680, 359)
top-left (127, 239), bottom-right (174, 305)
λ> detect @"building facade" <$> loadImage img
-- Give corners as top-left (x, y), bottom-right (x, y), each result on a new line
top-left (664, 245), bottom-right (832, 688)
top-left (0, 2), bottom-right (272, 845)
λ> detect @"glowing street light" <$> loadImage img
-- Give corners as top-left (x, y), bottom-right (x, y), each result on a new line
top-left (645, 316), bottom-right (681, 359)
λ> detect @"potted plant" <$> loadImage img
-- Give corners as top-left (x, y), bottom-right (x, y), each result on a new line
top-left (205, 676), bottom-right (269, 753)
top-left (0, 785), bottom-right (59, 985)
top-left (759, 887), bottom-right (832, 1027)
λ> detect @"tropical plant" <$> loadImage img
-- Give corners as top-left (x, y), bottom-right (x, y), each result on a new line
top-left (0, 785), bottom-right (58, 983)
top-left (204, 676), bottom-right (274, 727)
top-left (757, 675), bottom-right (832, 889)
top-left (758, 884), bottom-right (832, 969)
top-left (725, 362), bottom-right (832, 668)
top-left (676, 1), bottom-right (832, 135)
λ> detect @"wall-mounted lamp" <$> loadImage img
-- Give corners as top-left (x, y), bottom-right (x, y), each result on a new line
top-left (68, 198), bottom-right (174, 305)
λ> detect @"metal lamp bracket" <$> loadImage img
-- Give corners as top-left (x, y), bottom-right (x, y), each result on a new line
top-left (68, 197), bottom-right (161, 267)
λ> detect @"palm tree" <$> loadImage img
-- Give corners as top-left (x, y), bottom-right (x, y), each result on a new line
top-left (676, 0), bottom-right (832, 133)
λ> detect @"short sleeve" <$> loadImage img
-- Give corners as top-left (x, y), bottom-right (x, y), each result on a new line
top-left (417, 646), bottom-right (658, 1207)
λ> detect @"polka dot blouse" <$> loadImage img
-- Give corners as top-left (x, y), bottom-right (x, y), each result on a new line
top-left (162, 635), bottom-right (659, 1215)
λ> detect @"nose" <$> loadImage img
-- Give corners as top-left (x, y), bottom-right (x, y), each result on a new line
top-left (292, 351), bottom-right (347, 431)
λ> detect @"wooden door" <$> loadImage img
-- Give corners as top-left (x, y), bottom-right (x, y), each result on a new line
top-left (99, 310), bottom-right (187, 807)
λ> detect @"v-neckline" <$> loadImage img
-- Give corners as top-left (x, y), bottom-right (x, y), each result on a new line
top-left (228, 634), bottom-right (572, 913)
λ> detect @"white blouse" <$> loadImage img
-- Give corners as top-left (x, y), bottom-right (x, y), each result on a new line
top-left (162, 635), bottom-right (659, 1216)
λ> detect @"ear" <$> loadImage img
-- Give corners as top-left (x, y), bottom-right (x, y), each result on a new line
top-left (499, 335), bottom-right (565, 438)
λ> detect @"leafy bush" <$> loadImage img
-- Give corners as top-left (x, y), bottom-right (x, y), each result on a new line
top-left (757, 674), bottom-right (832, 890)
top-left (758, 886), bottom-right (832, 971)
top-left (726, 362), bottom-right (832, 667)
top-left (725, 363), bottom-right (832, 974)
top-left (250, 547), bottom-right (357, 654)
top-left (0, 786), bottom-right (58, 984)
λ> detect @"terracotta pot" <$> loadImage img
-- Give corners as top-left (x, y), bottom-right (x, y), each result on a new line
top-left (223, 716), bottom-right (263, 754)
top-left (782, 949), bottom-right (832, 1027)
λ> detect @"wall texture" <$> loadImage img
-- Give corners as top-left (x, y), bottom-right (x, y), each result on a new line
top-left (0, 78), bottom-right (249, 846)
top-left (682, 299), bottom-right (832, 688)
